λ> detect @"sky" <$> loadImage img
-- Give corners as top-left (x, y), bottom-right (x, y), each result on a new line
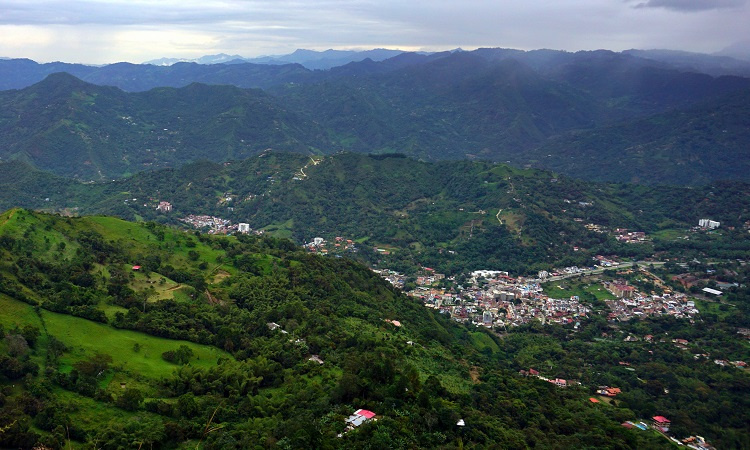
top-left (0, 0), bottom-right (748, 64)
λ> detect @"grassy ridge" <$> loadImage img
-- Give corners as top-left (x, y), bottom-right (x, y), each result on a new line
top-left (1, 294), bottom-right (230, 379)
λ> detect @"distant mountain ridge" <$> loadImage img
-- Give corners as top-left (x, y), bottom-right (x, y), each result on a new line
top-left (143, 48), bottom-right (410, 70)
top-left (1, 48), bottom-right (749, 184)
top-left (4, 47), bottom-right (750, 92)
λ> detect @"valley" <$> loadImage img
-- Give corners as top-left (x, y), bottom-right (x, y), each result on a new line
top-left (1, 46), bottom-right (749, 449)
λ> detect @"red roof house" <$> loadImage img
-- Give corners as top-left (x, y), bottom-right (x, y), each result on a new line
top-left (355, 409), bottom-right (376, 419)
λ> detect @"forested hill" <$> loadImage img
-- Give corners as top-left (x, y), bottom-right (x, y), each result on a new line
top-left (529, 88), bottom-right (750, 184)
top-left (3, 152), bottom-right (750, 276)
top-left (0, 73), bottom-right (328, 179)
top-left (0, 209), bottom-right (671, 448)
top-left (1, 49), bottom-right (750, 184)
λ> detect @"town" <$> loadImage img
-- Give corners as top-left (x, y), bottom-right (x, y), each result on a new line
top-left (383, 265), bottom-right (701, 329)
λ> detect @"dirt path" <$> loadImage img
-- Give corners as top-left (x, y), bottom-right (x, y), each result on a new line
top-left (0, 209), bottom-right (17, 227)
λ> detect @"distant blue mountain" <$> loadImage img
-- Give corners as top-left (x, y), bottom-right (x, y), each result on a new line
top-left (144, 48), bottom-right (410, 70)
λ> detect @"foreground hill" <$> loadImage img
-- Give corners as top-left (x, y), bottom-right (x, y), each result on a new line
top-left (2, 153), bottom-right (750, 277)
top-left (0, 209), bottom-right (682, 448)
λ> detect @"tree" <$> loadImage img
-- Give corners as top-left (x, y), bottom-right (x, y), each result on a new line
top-left (116, 388), bottom-right (144, 411)
top-left (6, 334), bottom-right (29, 357)
top-left (162, 345), bottom-right (194, 365)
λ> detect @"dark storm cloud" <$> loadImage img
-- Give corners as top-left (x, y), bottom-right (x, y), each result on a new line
top-left (633, 0), bottom-right (747, 12)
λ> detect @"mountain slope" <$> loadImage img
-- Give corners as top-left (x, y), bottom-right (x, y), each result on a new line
top-left (0, 208), bottom-right (677, 448)
top-left (530, 89), bottom-right (750, 184)
top-left (3, 152), bottom-right (750, 278)
top-left (0, 73), bottom-right (329, 179)
top-left (2, 50), bottom-right (750, 184)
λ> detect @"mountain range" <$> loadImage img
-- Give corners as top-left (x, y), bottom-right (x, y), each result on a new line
top-left (1, 47), bottom-right (749, 184)
top-left (145, 48), bottom-right (410, 70)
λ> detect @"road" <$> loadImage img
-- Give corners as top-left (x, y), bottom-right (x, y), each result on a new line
top-left (541, 261), bottom-right (666, 282)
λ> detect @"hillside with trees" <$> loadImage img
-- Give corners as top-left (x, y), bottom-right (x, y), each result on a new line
top-left (1, 48), bottom-right (750, 184)
top-left (0, 209), bottom-right (688, 448)
top-left (2, 152), bottom-right (750, 278)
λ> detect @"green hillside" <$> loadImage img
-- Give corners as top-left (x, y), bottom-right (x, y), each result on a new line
top-left (0, 209), bottom-right (686, 448)
top-left (531, 89), bottom-right (750, 184)
top-left (3, 152), bottom-right (750, 277)
top-left (0, 73), bottom-right (328, 179)
top-left (2, 51), bottom-right (750, 185)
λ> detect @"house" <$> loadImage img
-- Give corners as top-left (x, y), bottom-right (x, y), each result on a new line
top-left (589, 398), bottom-right (600, 403)
top-left (652, 416), bottom-right (670, 431)
top-left (132, 265), bottom-right (141, 271)
top-left (613, 284), bottom-right (635, 298)
top-left (672, 274), bottom-right (700, 288)
top-left (308, 355), bottom-right (324, 365)
top-left (156, 201), bottom-right (172, 212)
top-left (598, 387), bottom-right (621, 397)
top-left (344, 409), bottom-right (377, 431)
top-left (551, 378), bottom-right (567, 387)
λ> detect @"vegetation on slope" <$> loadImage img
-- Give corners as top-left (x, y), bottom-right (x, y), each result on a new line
top-left (3, 152), bottom-right (750, 277)
top-left (0, 209), bottom-right (679, 448)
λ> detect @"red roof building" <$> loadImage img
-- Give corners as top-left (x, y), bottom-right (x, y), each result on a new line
top-left (355, 409), bottom-right (376, 419)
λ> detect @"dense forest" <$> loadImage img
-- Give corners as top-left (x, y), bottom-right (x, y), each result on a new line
top-left (2, 152), bottom-right (749, 277)
top-left (3, 209), bottom-right (721, 448)
top-left (2, 48), bottom-right (750, 184)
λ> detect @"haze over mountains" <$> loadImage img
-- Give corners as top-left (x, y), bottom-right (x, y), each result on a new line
top-left (144, 48), bottom-right (409, 70)
top-left (0, 47), bottom-right (748, 184)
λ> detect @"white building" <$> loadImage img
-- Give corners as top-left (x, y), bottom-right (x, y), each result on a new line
top-left (698, 219), bottom-right (720, 229)
top-left (238, 223), bottom-right (251, 234)
top-left (156, 201), bottom-right (172, 212)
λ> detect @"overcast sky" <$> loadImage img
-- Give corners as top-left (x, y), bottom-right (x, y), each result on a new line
top-left (1, 0), bottom-right (748, 64)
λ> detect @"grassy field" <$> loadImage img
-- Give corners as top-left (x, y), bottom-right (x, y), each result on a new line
top-left (0, 294), bottom-right (231, 380)
top-left (129, 269), bottom-right (182, 301)
top-left (469, 331), bottom-right (500, 354)
top-left (651, 228), bottom-right (688, 241)
top-left (695, 299), bottom-right (736, 320)
top-left (542, 280), bottom-right (616, 301)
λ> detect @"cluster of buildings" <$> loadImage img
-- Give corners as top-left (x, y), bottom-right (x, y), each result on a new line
top-left (713, 359), bottom-right (747, 369)
top-left (519, 368), bottom-right (575, 388)
top-left (156, 201), bottom-right (172, 212)
top-left (584, 223), bottom-right (649, 243)
top-left (179, 215), bottom-right (260, 235)
top-left (339, 409), bottom-right (377, 437)
top-left (403, 270), bottom-right (591, 329)
top-left (415, 268), bottom-right (445, 286)
top-left (304, 236), bottom-right (359, 255)
top-left (371, 269), bottom-right (406, 289)
top-left (614, 228), bottom-right (648, 243)
top-left (698, 218), bottom-right (720, 230)
top-left (604, 291), bottom-right (699, 322)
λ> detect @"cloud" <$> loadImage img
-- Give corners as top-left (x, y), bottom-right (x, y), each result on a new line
top-left (0, 0), bottom-right (748, 63)
top-left (632, 0), bottom-right (747, 12)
